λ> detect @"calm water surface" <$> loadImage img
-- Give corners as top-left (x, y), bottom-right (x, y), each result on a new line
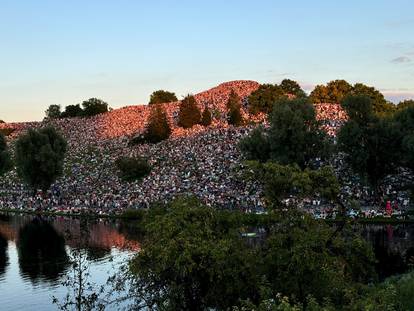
top-left (1, 213), bottom-right (414, 310)
top-left (0, 213), bottom-right (141, 311)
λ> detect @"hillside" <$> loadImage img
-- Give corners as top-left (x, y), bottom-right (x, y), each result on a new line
top-left (0, 80), bottom-right (347, 212)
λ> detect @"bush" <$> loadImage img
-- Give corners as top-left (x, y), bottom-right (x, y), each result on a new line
top-left (60, 104), bottom-right (84, 118)
top-left (116, 156), bottom-right (151, 182)
top-left (15, 127), bottom-right (67, 191)
top-left (178, 95), bottom-right (201, 128)
top-left (144, 104), bottom-right (171, 143)
top-left (0, 133), bottom-right (12, 176)
top-left (201, 107), bottom-right (212, 126)
top-left (0, 128), bottom-right (15, 136)
top-left (149, 90), bottom-right (177, 105)
top-left (248, 84), bottom-right (286, 114)
top-left (227, 90), bottom-right (244, 126)
top-left (81, 98), bottom-right (108, 117)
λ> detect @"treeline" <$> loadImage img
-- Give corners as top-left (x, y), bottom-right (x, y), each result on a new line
top-left (45, 98), bottom-right (109, 119)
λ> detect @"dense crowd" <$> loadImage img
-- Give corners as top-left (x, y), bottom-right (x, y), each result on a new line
top-left (0, 81), bottom-right (411, 215)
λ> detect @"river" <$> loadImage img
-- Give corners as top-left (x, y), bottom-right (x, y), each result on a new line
top-left (0, 213), bottom-right (414, 310)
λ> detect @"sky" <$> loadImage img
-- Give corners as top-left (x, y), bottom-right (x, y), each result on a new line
top-left (1, 0), bottom-right (413, 122)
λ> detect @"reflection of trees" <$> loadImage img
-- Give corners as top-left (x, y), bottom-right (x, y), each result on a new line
top-left (0, 232), bottom-right (8, 276)
top-left (17, 218), bottom-right (69, 283)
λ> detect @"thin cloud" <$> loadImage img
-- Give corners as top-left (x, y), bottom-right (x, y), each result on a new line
top-left (391, 56), bottom-right (411, 63)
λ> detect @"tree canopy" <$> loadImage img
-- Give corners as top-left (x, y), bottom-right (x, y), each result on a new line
top-left (45, 105), bottom-right (62, 120)
top-left (280, 79), bottom-right (306, 98)
top-left (144, 104), bottom-right (171, 143)
top-left (0, 133), bottom-right (12, 176)
top-left (200, 106), bottom-right (212, 126)
top-left (81, 98), bottom-right (109, 117)
top-left (177, 95), bottom-right (201, 128)
top-left (248, 84), bottom-right (286, 114)
top-left (227, 90), bottom-right (243, 126)
top-left (149, 90), bottom-right (178, 105)
top-left (15, 127), bottom-right (67, 192)
top-left (60, 104), bottom-right (84, 118)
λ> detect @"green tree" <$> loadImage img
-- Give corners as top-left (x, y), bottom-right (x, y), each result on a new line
top-left (248, 84), bottom-right (286, 114)
top-left (81, 98), bottom-right (108, 117)
top-left (245, 162), bottom-right (339, 207)
top-left (115, 156), bottom-right (151, 182)
top-left (280, 79), bottom-right (306, 98)
top-left (200, 106), bottom-right (212, 126)
top-left (45, 104), bottom-right (62, 120)
top-left (144, 104), bottom-right (171, 143)
top-left (227, 90), bottom-right (243, 126)
top-left (178, 95), bottom-right (201, 128)
top-left (350, 83), bottom-right (395, 116)
top-left (397, 99), bottom-right (414, 110)
top-left (0, 133), bottom-right (12, 176)
top-left (239, 126), bottom-right (270, 162)
top-left (268, 98), bottom-right (330, 167)
top-left (130, 197), bottom-right (261, 311)
top-left (15, 127), bottom-right (67, 192)
top-left (60, 104), bottom-right (84, 118)
top-left (149, 90), bottom-right (177, 105)
top-left (338, 95), bottom-right (401, 196)
top-left (310, 80), bottom-right (352, 104)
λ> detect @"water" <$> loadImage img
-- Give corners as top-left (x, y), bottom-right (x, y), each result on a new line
top-left (1, 213), bottom-right (414, 310)
top-left (0, 213), bottom-right (141, 311)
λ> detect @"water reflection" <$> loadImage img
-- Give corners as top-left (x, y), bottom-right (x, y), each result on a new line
top-left (0, 232), bottom-right (8, 277)
top-left (17, 218), bottom-right (69, 283)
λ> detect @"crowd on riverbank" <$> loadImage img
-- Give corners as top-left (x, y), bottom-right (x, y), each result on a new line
top-left (0, 81), bottom-right (411, 217)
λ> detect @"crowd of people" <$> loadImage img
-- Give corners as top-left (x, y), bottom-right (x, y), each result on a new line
top-left (0, 81), bottom-right (411, 216)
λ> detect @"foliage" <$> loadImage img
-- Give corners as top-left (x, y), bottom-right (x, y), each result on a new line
top-left (239, 126), bottom-right (270, 162)
top-left (144, 104), bottom-right (171, 143)
top-left (115, 156), bottom-right (151, 182)
top-left (129, 197), bottom-right (261, 311)
top-left (81, 98), bottom-right (109, 117)
top-left (280, 79), bottom-right (307, 98)
top-left (245, 161), bottom-right (339, 207)
top-left (0, 133), bottom-right (12, 176)
top-left (127, 197), bottom-right (378, 310)
top-left (0, 128), bottom-right (15, 136)
top-left (15, 127), bottom-right (67, 191)
top-left (227, 90), bottom-right (243, 126)
top-left (248, 84), bottom-right (287, 114)
top-left (45, 104), bottom-right (62, 120)
top-left (350, 83), bottom-right (395, 117)
top-left (178, 95), bottom-right (201, 128)
top-left (200, 106), bottom-right (212, 126)
top-left (310, 80), bottom-right (352, 104)
top-left (338, 95), bottom-right (402, 190)
top-left (397, 99), bottom-right (414, 111)
top-left (149, 90), bottom-right (177, 105)
top-left (61, 104), bottom-right (84, 118)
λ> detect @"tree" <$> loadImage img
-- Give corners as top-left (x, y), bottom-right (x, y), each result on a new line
top-left (81, 98), bottom-right (108, 117)
top-left (177, 95), bottom-right (201, 128)
top-left (144, 104), bottom-right (171, 143)
top-left (149, 90), bottom-right (177, 105)
top-left (338, 95), bottom-right (401, 196)
top-left (239, 126), bottom-right (270, 162)
top-left (310, 80), bottom-right (352, 104)
top-left (227, 90), bottom-right (243, 126)
top-left (200, 106), bottom-right (212, 126)
top-left (15, 127), bottom-right (67, 192)
top-left (245, 161), bottom-right (339, 208)
top-left (351, 83), bottom-right (395, 116)
top-left (0, 133), bottom-right (12, 176)
top-left (280, 79), bottom-right (306, 98)
top-left (397, 99), bottom-right (414, 111)
top-left (45, 105), bottom-right (62, 120)
top-left (61, 104), bottom-right (84, 118)
top-left (241, 98), bottom-right (331, 167)
top-left (115, 156), bottom-right (151, 182)
top-left (129, 197), bottom-right (261, 311)
top-left (268, 98), bottom-right (330, 167)
top-left (248, 84), bottom-right (286, 114)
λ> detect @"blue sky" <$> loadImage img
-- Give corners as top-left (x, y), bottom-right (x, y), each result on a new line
top-left (1, 0), bottom-right (413, 122)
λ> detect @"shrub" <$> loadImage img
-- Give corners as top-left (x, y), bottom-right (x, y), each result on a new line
top-left (200, 106), bottom-right (212, 126)
top-left (149, 90), bottom-right (177, 105)
top-left (178, 95), bottom-right (201, 128)
top-left (116, 156), bottom-right (151, 182)
top-left (144, 104), bottom-right (171, 143)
